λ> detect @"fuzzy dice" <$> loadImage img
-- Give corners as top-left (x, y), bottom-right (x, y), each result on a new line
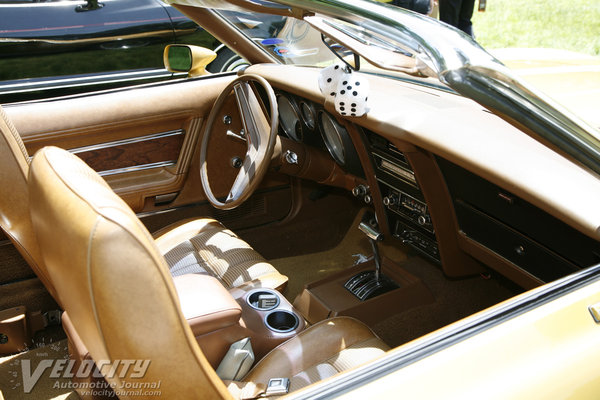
top-left (318, 64), bottom-right (370, 117)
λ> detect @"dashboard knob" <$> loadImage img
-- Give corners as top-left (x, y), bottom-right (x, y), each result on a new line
top-left (383, 195), bottom-right (397, 206)
top-left (364, 194), bottom-right (372, 204)
top-left (231, 157), bottom-right (243, 169)
top-left (417, 215), bottom-right (430, 225)
top-left (284, 150), bottom-right (299, 165)
top-left (352, 184), bottom-right (368, 197)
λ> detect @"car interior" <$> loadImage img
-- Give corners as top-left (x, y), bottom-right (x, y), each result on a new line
top-left (1, 3), bottom-right (600, 399)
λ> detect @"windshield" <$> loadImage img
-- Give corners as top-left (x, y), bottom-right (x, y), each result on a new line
top-left (217, 10), bottom-right (338, 67)
top-left (216, 9), bottom-right (445, 90)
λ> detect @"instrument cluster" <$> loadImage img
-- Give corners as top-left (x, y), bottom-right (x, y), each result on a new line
top-left (276, 90), bottom-right (363, 177)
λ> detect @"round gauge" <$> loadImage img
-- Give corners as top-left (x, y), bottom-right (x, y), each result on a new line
top-left (300, 101), bottom-right (316, 130)
top-left (277, 95), bottom-right (303, 142)
top-left (319, 112), bottom-right (346, 165)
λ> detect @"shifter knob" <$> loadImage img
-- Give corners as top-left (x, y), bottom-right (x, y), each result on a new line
top-left (358, 211), bottom-right (383, 242)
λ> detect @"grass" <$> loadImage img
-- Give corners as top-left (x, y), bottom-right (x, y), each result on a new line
top-left (471, 0), bottom-right (600, 56)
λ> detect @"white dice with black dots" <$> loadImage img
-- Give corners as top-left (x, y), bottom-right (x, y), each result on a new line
top-left (318, 64), bottom-right (370, 117)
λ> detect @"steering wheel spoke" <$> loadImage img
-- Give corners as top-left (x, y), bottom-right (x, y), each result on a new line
top-left (233, 81), bottom-right (271, 151)
top-left (226, 146), bottom-right (260, 203)
top-left (200, 74), bottom-right (278, 210)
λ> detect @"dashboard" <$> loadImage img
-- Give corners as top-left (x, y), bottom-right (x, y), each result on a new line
top-left (264, 70), bottom-right (600, 289)
top-left (273, 89), bottom-right (441, 264)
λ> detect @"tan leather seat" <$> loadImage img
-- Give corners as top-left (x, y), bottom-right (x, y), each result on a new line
top-left (239, 317), bottom-right (389, 393)
top-left (0, 106), bottom-right (58, 301)
top-left (28, 146), bottom-right (388, 398)
top-left (0, 105), bottom-right (286, 297)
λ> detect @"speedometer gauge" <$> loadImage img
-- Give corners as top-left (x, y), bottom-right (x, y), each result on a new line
top-left (277, 95), bottom-right (303, 142)
top-left (318, 112), bottom-right (346, 165)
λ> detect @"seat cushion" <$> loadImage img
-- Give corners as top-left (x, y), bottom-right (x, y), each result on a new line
top-left (154, 218), bottom-right (288, 290)
top-left (242, 316), bottom-right (389, 393)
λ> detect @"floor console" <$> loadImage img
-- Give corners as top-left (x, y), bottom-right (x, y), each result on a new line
top-left (293, 257), bottom-right (433, 326)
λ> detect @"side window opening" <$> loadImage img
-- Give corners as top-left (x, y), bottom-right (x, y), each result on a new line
top-left (0, 0), bottom-right (232, 104)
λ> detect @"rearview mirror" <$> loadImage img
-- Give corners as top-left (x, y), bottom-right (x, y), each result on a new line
top-left (321, 35), bottom-right (360, 71)
top-left (164, 45), bottom-right (217, 77)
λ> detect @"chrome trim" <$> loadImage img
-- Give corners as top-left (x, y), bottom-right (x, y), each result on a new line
top-left (137, 206), bottom-right (184, 220)
top-left (0, 69), bottom-right (177, 95)
top-left (98, 161), bottom-right (177, 177)
top-left (318, 111), bottom-right (346, 166)
top-left (374, 153), bottom-right (417, 186)
top-left (69, 130), bottom-right (184, 154)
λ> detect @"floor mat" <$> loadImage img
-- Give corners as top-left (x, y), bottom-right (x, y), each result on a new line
top-left (373, 257), bottom-right (520, 347)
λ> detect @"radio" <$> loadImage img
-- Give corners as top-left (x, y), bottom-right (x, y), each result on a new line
top-left (383, 188), bottom-right (434, 233)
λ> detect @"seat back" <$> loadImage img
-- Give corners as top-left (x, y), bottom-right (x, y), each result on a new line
top-left (28, 146), bottom-right (230, 399)
top-left (0, 105), bottom-right (58, 301)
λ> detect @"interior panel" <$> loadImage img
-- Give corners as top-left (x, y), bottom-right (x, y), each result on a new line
top-left (437, 157), bottom-right (600, 282)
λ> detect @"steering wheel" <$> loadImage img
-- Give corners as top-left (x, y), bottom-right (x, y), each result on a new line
top-left (200, 74), bottom-right (278, 210)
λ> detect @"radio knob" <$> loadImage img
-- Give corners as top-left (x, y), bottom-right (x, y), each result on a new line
top-left (383, 195), bottom-right (398, 206)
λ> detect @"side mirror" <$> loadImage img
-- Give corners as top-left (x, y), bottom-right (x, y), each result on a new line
top-left (163, 45), bottom-right (217, 77)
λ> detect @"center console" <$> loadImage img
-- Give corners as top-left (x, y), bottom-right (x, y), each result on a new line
top-left (173, 274), bottom-right (305, 367)
top-left (365, 130), bottom-right (440, 263)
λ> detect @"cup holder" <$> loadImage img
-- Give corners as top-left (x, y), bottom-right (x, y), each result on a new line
top-left (246, 289), bottom-right (280, 311)
top-left (265, 310), bottom-right (299, 333)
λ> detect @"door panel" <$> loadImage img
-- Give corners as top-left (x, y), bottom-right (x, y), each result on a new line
top-left (5, 74), bottom-right (292, 217)
top-left (6, 76), bottom-right (226, 213)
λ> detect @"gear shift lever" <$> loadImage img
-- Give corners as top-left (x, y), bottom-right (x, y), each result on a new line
top-left (358, 219), bottom-right (383, 282)
top-left (345, 212), bottom-right (398, 301)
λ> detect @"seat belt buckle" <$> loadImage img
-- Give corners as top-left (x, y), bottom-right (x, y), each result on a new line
top-left (265, 378), bottom-right (290, 396)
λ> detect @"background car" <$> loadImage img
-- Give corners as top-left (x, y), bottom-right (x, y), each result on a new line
top-left (0, 0), bottom-right (283, 103)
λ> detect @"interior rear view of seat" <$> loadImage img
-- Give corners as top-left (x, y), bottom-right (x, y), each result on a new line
top-left (28, 146), bottom-right (389, 398)
top-left (0, 105), bottom-right (286, 298)
top-left (0, 106), bottom-right (58, 301)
